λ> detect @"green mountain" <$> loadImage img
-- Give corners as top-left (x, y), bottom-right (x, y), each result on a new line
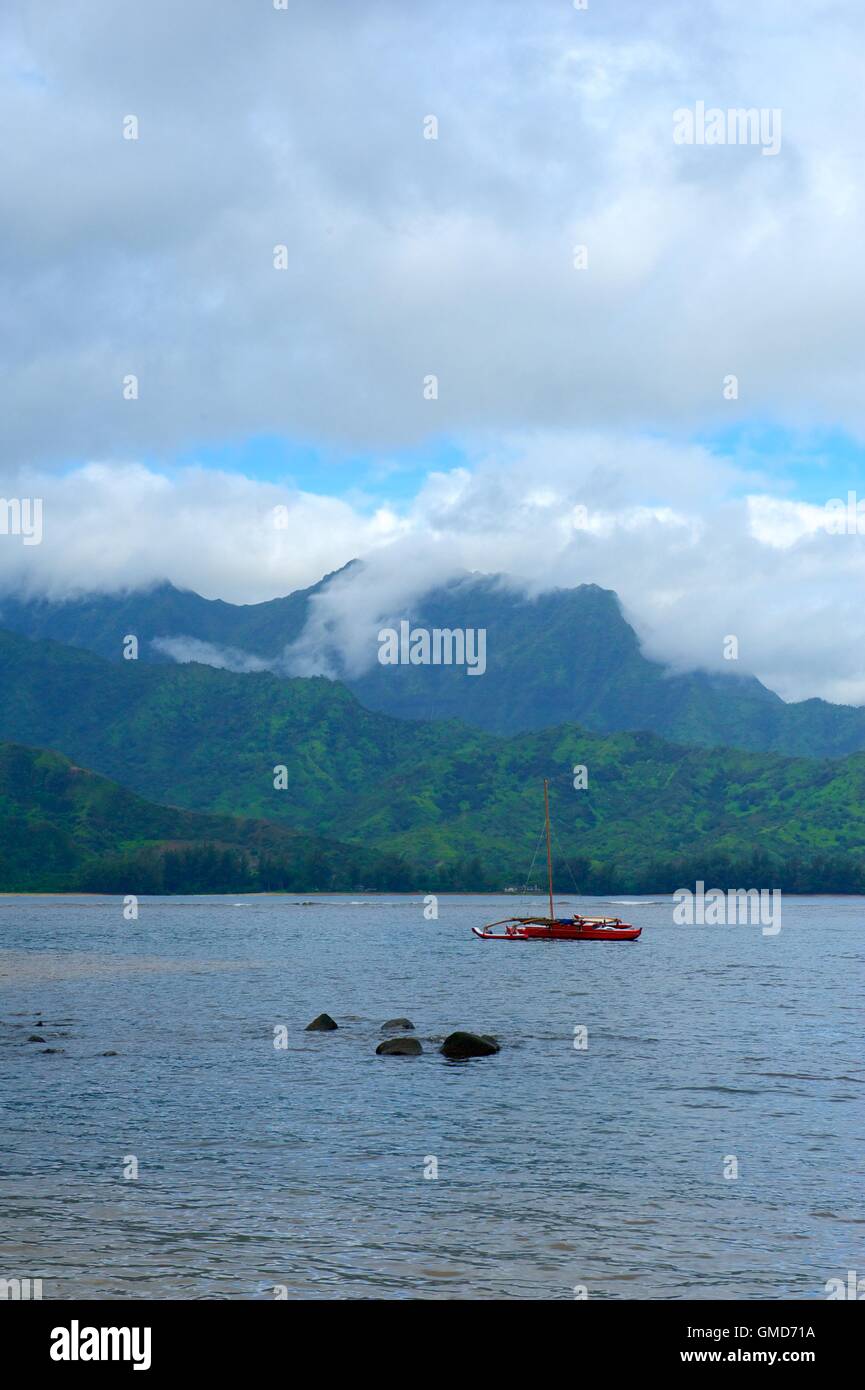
top-left (0, 742), bottom-right (418, 893)
top-left (1, 629), bottom-right (864, 892)
top-left (0, 572), bottom-right (331, 664)
top-left (345, 577), bottom-right (857, 755)
top-left (3, 570), bottom-right (864, 756)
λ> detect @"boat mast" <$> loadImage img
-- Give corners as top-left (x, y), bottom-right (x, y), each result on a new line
top-left (543, 778), bottom-right (555, 922)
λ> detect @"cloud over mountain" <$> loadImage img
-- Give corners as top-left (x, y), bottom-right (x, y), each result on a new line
top-left (2, 438), bottom-right (865, 705)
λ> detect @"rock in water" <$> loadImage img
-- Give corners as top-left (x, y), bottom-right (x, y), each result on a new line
top-left (440, 1031), bottom-right (500, 1058)
top-left (380, 1017), bottom-right (415, 1032)
top-left (305, 1013), bottom-right (339, 1031)
top-left (376, 1036), bottom-right (423, 1056)
top-left (27, 1035), bottom-right (45, 1043)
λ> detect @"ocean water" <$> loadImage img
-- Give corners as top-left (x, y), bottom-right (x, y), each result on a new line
top-left (0, 893), bottom-right (862, 1301)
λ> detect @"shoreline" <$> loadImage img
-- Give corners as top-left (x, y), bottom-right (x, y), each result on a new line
top-left (2, 889), bottom-right (865, 900)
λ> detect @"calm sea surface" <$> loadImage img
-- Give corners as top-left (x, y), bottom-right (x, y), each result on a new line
top-left (1, 893), bottom-right (862, 1300)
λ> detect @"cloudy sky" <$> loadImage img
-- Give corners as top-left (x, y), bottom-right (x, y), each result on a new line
top-left (1, 0), bottom-right (865, 701)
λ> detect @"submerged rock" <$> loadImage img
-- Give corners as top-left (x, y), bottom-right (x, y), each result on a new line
top-left (27, 1034), bottom-right (45, 1043)
top-left (376, 1036), bottom-right (423, 1056)
top-left (440, 1031), bottom-right (500, 1059)
top-left (305, 1013), bottom-right (339, 1031)
top-left (41, 1048), bottom-right (63, 1054)
top-left (380, 1017), bottom-right (415, 1032)
top-left (102, 1051), bottom-right (119, 1057)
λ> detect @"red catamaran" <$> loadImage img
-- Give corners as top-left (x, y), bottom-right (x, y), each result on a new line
top-left (472, 779), bottom-right (642, 942)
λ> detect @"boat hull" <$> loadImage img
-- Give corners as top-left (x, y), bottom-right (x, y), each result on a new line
top-left (473, 923), bottom-right (641, 942)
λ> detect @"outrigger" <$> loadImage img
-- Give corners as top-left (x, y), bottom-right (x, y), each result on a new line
top-left (472, 780), bottom-right (642, 942)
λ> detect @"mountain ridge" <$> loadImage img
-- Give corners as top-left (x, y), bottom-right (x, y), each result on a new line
top-left (2, 568), bottom-right (864, 756)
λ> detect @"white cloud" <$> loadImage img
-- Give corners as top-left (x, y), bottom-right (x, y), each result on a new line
top-left (2, 0), bottom-right (865, 460)
top-left (746, 495), bottom-right (834, 548)
top-left (151, 637), bottom-right (271, 674)
top-left (0, 462), bottom-right (391, 602)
